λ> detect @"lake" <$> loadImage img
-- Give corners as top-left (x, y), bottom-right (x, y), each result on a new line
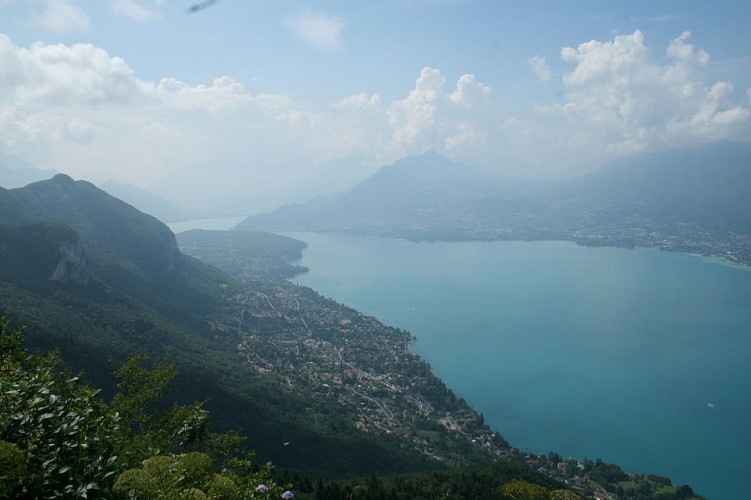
top-left (167, 215), bottom-right (247, 234)
top-left (286, 232), bottom-right (751, 499)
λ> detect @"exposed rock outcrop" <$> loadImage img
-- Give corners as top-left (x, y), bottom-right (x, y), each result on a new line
top-left (50, 238), bottom-right (90, 284)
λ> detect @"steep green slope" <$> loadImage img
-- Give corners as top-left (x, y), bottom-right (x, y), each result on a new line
top-left (0, 177), bottom-right (706, 496)
top-left (0, 175), bottom-right (228, 372)
top-left (0, 176), bottom-right (451, 477)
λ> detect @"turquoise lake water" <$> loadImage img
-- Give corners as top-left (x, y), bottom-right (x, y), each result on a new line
top-left (286, 232), bottom-right (751, 499)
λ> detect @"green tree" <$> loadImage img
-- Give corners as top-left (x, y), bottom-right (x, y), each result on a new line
top-left (0, 317), bottom-right (122, 497)
top-left (0, 440), bottom-right (26, 495)
top-left (113, 452), bottom-right (230, 499)
top-left (501, 479), bottom-right (551, 500)
top-left (110, 353), bottom-right (210, 465)
top-left (0, 316), bottom-right (288, 499)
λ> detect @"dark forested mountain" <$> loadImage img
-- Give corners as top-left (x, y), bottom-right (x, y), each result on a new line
top-left (0, 176), bottom-right (479, 478)
top-left (235, 142), bottom-right (751, 262)
top-left (0, 174), bottom-right (227, 376)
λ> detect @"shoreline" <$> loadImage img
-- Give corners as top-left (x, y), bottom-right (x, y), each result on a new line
top-left (288, 231), bottom-right (749, 499)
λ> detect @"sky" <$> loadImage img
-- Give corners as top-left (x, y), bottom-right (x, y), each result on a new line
top-left (1, 0), bottom-right (751, 211)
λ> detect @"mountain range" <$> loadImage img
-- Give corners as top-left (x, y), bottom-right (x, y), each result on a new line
top-left (235, 141), bottom-right (751, 263)
top-left (0, 166), bottom-right (708, 497)
top-left (0, 175), bottom-right (228, 380)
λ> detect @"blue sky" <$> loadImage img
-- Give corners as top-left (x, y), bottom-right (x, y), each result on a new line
top-left (1, 0), bottom-right (750, 210)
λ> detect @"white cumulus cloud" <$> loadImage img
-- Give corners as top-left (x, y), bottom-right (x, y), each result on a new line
top-left (0, 27), bottom-right (503, 184)
top-left (387, 68), bottom-right (493, 155)
top-left (530, 30), bottom-right (750, 158)
top-left (0, 35), bottom-right (153, 105)
top-left (157, 76), bottom-right (249, 112)
top-left (8, 27), bottom-right (749, 198)
top-left (0, 34), bottom-right (500, 189)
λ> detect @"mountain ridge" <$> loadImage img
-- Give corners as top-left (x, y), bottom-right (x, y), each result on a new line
top-left (234, 141), bottom-right (751, 262)
top-left (0, 174), bottom-right (705, 498)
top-left (0, 175), bottom-right (487, 478)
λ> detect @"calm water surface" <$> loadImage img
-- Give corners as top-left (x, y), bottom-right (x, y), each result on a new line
top-left (286, 232), bottom-right (751, 499)
top-left (168, 215), bottom-right (247, 234)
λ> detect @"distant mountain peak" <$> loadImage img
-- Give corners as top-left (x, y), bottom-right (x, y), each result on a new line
top-left (234, 151), bottom-right (507, 233)
top-left (51, 173), bottom-right (75, 182)
top-left (391, 151), bottom-right (461, 170)
top-left (397, 150), bottom-right (447, 162)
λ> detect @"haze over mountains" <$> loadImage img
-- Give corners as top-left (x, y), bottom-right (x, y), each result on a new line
top-left (236, 141), bottom-right (751, 263)
top-left (235, 151), bottom-right (534, 237)
top-left (99, 179), bottom-right (190, 224)
top-left (3, 140), bottom-right (751, 265)
top-left (0, 152), bottom-right (58, 189)
top-left (0, 149), bottom-right (734, 497)
top-left (5, 141), bottom-right (750, 250)
top-left (554, 141), bottom-right (751, 235)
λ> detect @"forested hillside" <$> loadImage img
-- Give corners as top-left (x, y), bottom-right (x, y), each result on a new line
top-left (0, 177), bottom-right (704, 498)
top-left (0, 177), bottom-right (497, 478)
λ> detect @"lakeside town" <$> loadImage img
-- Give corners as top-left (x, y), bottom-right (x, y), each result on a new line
top-left (179, 230), bottom-right (701, 499)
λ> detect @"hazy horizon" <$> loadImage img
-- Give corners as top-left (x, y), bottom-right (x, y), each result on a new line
top-left (2, 1), bottom-right (751, 212)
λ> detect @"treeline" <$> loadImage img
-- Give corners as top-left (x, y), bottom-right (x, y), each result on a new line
top-left (285, 462), bottom-right (574, 500)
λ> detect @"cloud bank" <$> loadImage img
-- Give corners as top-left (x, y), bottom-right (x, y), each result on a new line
top-left (526, 30), bottom-right (750, 162)
top-left (0, 29), bottom-right (749, 195)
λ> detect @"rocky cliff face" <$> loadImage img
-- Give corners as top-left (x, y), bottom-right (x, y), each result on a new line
top-left (49, 237), bottom-right (90, 284)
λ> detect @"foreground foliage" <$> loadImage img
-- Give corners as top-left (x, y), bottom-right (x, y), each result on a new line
top-left (290, 464), bottom-right (573, 500)
top-left (0, 317), bottom-right (287, 499)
